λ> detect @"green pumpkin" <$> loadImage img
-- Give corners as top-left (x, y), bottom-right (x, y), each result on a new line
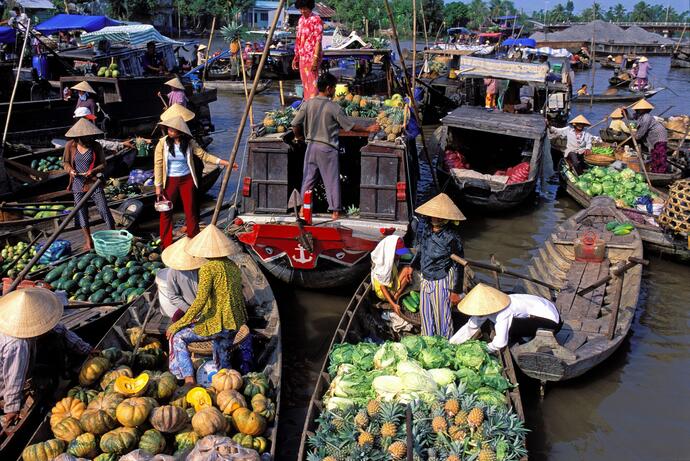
top-left (67, 432), bottom-right (98, 458)
top-left (51, 416), bottom-right (83, 442)
top-left (87, 392), bottom-right (124, 418)
top-left (79, 409), bottom-right (117, 435)
top-left (139, 429), bottom-right (166, 454)
top-left (67, 386), bottom-right (100, 405)
top-left (94, 454), bottom-right (119, 461)
top-left (232, 432), bottom-right (254, 449)
top-left (242, 372), bottom-right (270, 398)
top-left (174, 427), bottom-right (199, 452)
top-left (100, 347), bottom-right (122, 363)
top-left (100, 427), bottom-right (139, 454)
top-left (100, 366), bottom-right (134, 391)
top-left (144, 370), bottom-right (177, 400)
top-left (22, 439), bottom-right (65, 461)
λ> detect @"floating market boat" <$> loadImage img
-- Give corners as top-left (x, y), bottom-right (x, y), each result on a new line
top-left (510, 196), bottom-right (644, 384)
top-left (297, 277), bottom-right (527, 461)
top-left (16, 249), bottom-right (281, 461)
top-left (670, 46), bottom-right (690, 68)
top-left (561, 163), bottom-right (690, 262)
top-left (203, 79), bottom-right (272, 94)
top-left (436, 105), bottom-right (547, 210)
top-left (572, 88), bottom-right (661, 103)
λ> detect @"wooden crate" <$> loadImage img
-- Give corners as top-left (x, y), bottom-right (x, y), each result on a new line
top-left (359, 141), bottom-right (408, 222)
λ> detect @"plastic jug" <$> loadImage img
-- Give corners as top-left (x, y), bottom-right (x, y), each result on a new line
top-left (574, 230), bottom-right (606, 262)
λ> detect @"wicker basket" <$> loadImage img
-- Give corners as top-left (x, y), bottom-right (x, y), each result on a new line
top-left (657, 180), bottom-right (690, 235)
top-left (584, 153), bottom-right (616, 166)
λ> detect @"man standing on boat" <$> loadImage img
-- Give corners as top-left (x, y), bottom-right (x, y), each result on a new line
top-left (400, 193), bottom-right (465, 339)
top-left (631, 99), bottom-right (667, 173)
top-left (548, 115), bottom-right (593, 174)
top-left (292, 72), bottom-right (378, 220)
top-left (0, 289), bottom-right (93, 428)
top-left (450, 283), bottom-right (560, 353)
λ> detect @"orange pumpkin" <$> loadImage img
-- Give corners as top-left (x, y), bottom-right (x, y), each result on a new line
top-left (191, 407), bottom-right (227, 437)
top-left (232, 407), bottom-right (267, 436)
top-left (100, 366), bottom-right (134, 391)
top-left (51, 416), bottom-right (83, 442)
top-left (216, 389), bottom-right (247, 415)
top-left (78, 356), bottom-right (110, 386)
top-left (116, 397), bottom-right (154, 427)
top-left (211, 368), bottom-right (243, 393)
top-left (50, 397), bottom-right (86, 427)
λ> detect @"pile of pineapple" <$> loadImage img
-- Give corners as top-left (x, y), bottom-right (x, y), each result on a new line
top-left (307, 384), bottom-right (527, 461)
top-left (334, 93), bottom-right (382, 118)
top-left (376, 106), bottom-right (406, 142)
top-left (262, 107), bottom-right (297, 135)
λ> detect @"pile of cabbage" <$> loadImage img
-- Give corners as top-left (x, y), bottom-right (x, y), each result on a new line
top-left (324, 336), bottom-right (511, 411)
top-left (575, 167), bottom-right (653, 207)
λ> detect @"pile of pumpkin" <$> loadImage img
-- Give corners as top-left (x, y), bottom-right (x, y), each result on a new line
top-left (22, 330), bottom-right (275, 461)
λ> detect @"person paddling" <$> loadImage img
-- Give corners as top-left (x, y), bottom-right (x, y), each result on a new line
top-left (631, 98), bottom-right (668, 173)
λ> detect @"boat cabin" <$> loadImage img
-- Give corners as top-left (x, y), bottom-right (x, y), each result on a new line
top-left (323, 49), bottom-right (393, 96)
top-left (436, 105), bottom-right (547, 210)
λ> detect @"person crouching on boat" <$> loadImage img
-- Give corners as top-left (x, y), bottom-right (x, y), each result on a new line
top-left (608, 107), bottom-right (631, 135)
top-left (631, 98), bottom-right (668, 173)
top-left (400, 193), bottom-right (465, 339)
top-left (73, 107), bottom-right (136, 151)
top-left (159, 77), bottom-right (188, 108)
top-left (63, 118), bottom-right (116, 250)
top-left (157, 236), bottom-right (204, 320)
top-left (67, 81), bottom-right (97, 115)
top-left (548, 115), bottom-right (593, 175)
top-left (292, 72), bottom-right (379, 220)
top-left (451, 283), bottom-right (561, 353)
top-left (154, 116), bottom-right (230, 248)
top-left (0, 288), bottom-right (93, 428)
top-left (166, 225), bottom-right (252, 383)
top-left (371, 235), bottom-right (412, 316)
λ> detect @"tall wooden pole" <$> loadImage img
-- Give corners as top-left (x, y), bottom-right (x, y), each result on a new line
top-left (211, 0), bottom-right (287, 224)
top-left (412, 0), bottom-right (417, 88)
top-left (383, 0), bottom-right (437, 189)
top-left (589, 7), bottom-right (596, 109)
top-left (202, 17), bottom-right (217, 84)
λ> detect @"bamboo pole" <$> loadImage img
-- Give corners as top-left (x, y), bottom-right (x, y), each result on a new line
top-left (419, 2), bottom-right (429, 49)
top-left (239, 47), bottom-right (254, 127)
top-left (211, 0), bottom-right (286, 224)
top-left (589, 9), bottom-right (596, 109)
top-left (202, 17), bottom-right (217, 84)
top-left (382, 0), bottom-right (438, 189)
top-left (279, 80), bottom-right (286, 107)
top-left (412, 0), bottom-right (417, 89)
top-left (450, 254), bottom-right (560, 291)
top-left (622, 112), bottom-right (666, 197)
top-left (2, 18), bottom-right (31, 146)
top-left (673, 24), bottom-right (687, 54)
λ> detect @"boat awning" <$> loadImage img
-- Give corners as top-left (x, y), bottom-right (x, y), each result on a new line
top-left (478, 32), bottom-right (502, 38)
top-left (0, 27), bottom-right (15, 44)
top-left (18, 0), bottom-right (56, 9)
top-left (81, 25), bottom-right (184, 46)
top-left (458, 56), bottom-right (549, 83)
top-left (442, 106), bottom-right (546, 139)
top-left (35, 14), bottom-right (120, 35)
top-left (523, 47), bottom-right (572, 58)
top-left (501, 38), bottom-right (536, 48)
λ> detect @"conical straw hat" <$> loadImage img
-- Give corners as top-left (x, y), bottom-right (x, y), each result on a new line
top-left (65, 118), bottom-right (103, 138)
top-left (162, 236), bottom-right (207, 270)
top-left (631, 99), bottom-right (654, 110)
top-left (638, 56), bottom-right (648, 62)
top-left (609, 108), bottom-right (624, 119)
top-left (165, 77), bottom-right (185, 90)
top-left (456, 283), bottom-right (511, 316)
top-left (71, 81), bottom-right (96, 93)
top-left (415, 193), bottom-right (466, 221)
top-left (198, 44), bottom-right (207, 51)
top-left (569, 114), bottom-right (591, 126)
top-left (185, 224), bottom-right (240, 258)
top-left (158, 116), bottom-right (192, 137)
top-left (161, 103), bottom-right (196, 122)
top-left (0, 288), bottom-right (63, 338)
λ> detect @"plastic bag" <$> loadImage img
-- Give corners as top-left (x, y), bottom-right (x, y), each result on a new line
top-left (186, 435), bottom-right (260, 461)
top-left (120, 450), bottom-right (177, 461)
top-left (128, 169), bottom-right (154, 185)
top-left (37, 239), bottom-right (72, 264)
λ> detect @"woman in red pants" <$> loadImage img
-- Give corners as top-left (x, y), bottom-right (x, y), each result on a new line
top-left (154, 116), bottom-right (229, 248)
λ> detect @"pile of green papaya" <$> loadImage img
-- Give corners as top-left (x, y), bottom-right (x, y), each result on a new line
top-left (22, 204), bottom-right (71, 218)
top-left (44, 238), bottom-right (162, 304)
top-left (606, 221), bottom-right (635, 236)
top-left (30, 156), bottom-right (62, 172)
top-left (0, 242), bottom-right (47, 278)
top-left (401, 291), bottom-right (420, 313)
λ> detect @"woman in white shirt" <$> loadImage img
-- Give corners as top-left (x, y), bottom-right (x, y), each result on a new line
top-left (450, 283), bottom-right (560, 353)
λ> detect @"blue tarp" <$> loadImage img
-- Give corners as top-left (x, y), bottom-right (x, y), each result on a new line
top-left (502, 38), bottom-right (536, 48)
top-left (35, 14), bottom-right (120, 35)
top-left (0, 26), bottom-right (15, 44)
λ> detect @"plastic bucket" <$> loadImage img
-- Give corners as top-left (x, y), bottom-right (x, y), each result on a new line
top-left (92, 230), bottom-right (133, 258)
top-left (295, 83), bottom-right (304, 99)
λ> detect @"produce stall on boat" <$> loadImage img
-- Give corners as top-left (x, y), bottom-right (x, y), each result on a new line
top-left (436, 106), bottom-right (547, 210)
top-left (509, 196), bottom-right (644, 384)
top-left (298, 277), bottom-right (528, 461)
top-left (15, 249), bottom-right (282, 461)
top-left (323, 49), bottom-right (395, 97)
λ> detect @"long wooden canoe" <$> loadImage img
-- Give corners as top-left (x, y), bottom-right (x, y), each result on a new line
top-left (15, 250), bottom-right (282, 460)
top-left (510, 196), bottom-right (644, 383)
top-left (297, 277), bottom-right (526, 460)
top-left (572, 88), bottom-right (661, 103)
top-left (204, 79), bottom-right (272, 94)
top-left (561, 165), bottom-right (690, 262)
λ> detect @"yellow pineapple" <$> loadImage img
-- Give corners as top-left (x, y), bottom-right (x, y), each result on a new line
top-left (478, 447), bottom-right (497, 461)
top-left (468, 407), bottom-right (484, 428)
top-left (345, 93), bottom-right (354, 102)
top-left (388, 440), bottom-right (406, 460)
top-left (357, 431), bottom-right (374, 447)
top-left (454, 410), bottom-right (469, 426)
top-left (332, 415), bottom-right (345, 431)
top-left (444, 399), bottom-right (460, 416)
top-left (447, 455), bottom-right (461, 461)
top-left (354, 411), bottom-right (369, 428)
top-left (431, 415), bottom-right (447, 433)
top-left (359, 98), bottom-right (368, 108)
top-left (263, 116), bottom-right (276, 127)
top-left (352, 95), bottom-right (361, 105)
top-left (277, 125), bottom-right (287, 133)
top-left (387, 133), bottom-right (396, 142)
top-left (366, 399), bottom-right (381, 417)
top-left (448, 425), bottom-right (466, 441)
top-left (322, 457), bottom-right (337, 461)
top-left (380, 421), bottom-right (397, 438)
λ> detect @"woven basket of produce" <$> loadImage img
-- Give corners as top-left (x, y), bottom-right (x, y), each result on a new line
top-left (584, 153), bottom-right (616, 166)
top-left (657, 180), bottom-right (690, 235)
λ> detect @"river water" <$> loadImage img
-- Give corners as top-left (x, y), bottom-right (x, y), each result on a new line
top-left (199, 52), bottom-right (690, 460)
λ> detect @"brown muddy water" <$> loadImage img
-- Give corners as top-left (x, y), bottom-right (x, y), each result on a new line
top-left (196, 49), bottom-right (690, 460)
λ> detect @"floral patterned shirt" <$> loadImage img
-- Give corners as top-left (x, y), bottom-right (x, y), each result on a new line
top-left (296, 13), bottom-right (323, 61)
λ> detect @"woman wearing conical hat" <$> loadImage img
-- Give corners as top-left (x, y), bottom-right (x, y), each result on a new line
top-left (631, 98), bottom-right (668, 173)
top-left (157, 236), bottom-right (205, 319)
top-left (68, 81), bottom-right (97, 116)
top-left (159, 77), bottom-right (188, 108)
top-left (607, 107), bottom-right (630, 135)
top-left (154, 116), bottom-right (230, 248)
top-left (62, 118), bottom-right (115, 249)
top-left (548, 114), bottom-right (593, 174)
top-left (400, 193), bottom-right (466, 339)
top-left (167, 225), bottom-right (252, 382)
top-left (0, 289), bottom-right (93, 428)
top-left (450, 284), bottom-right (560, 352)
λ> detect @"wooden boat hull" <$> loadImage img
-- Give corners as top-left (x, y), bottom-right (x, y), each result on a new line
top-left (561, 167), bottom-right (690, 262)
top-left (442, 169), bottom-right (538, 210)
top-left (510, 196), bottom-right (644, 382)
top-left (670, 58), bottom-right (690, 68)
top-left (297, 277), bottom-right (526, 460)
top-left (204, 79), bottom-right (272, 94)
top-left (16, 251), bottom-right (282, 460)
top-left (573, 88), bottom-right (660, 103)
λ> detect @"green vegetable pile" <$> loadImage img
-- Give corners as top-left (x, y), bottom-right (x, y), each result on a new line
top-left (591, 145), bottom-right (614, 156)
top-left (400, 291), bottom-right (419, 313)
top-left (104, 180), bottom-right (144, 202)
top-left (323, 336), bottom-right (511, 412)
top-left (44, 238), bottom-right (162, 303)
top-left (575, 166), bottom-right (653, 207)
top-left (262, 107), bottom-right (296, 135)
top-left (30, 156), bottom-right (62, 172)
top-left (0, 241), bottom-right (47, 278)
top-left (606, 221), bottom-right (635, 235)
top-left (21, 204), bottom-right (71, 218)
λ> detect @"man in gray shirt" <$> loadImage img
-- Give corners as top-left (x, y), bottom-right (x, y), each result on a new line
top-left (157, 236), bottom-right (205, 320)
top-left (292, 73), bottom-right (378, 219)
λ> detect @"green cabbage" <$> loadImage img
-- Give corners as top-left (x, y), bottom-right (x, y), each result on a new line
top-left (418, 348), bottom-right (448, 369)
top-left (620, 168), bottom-right (636, 181)
top-left (482, 374), bottom-right (511, 393)
top-left (372, 375), bottom-right (403, 401)
top-left (324, 396), bottom-right (356, 411)
top-left (455, 367), bottom-right (482, 392)
top-left (454, 341), bottom-right (487, 370)
top-left (428, 368), bottom-right (456, 386)
top-left (400, 335), bottom-right (425, 357)
top-left (400, 372), bottom-right (437, 393)
top-left (590, 183), bottom-right (603, 195)
top-left (373, 342), bottom-right (408, 369)
top-left (475, 387), bottom-right (507, 407)
top-left (396, 360), bottom-right (428, 377)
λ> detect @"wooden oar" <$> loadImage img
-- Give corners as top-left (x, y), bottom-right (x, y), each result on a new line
top-left (576, 256), bottom-right (648, 296)
top-left (450, 254), bottom-right (560, 291)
